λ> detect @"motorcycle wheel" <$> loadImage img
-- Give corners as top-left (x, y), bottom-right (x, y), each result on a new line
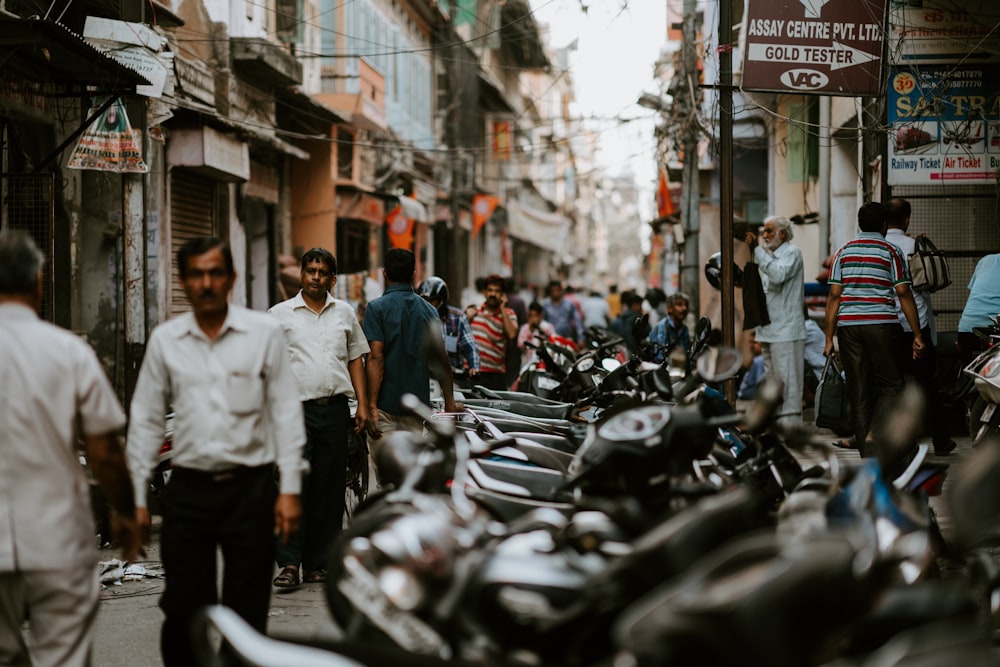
top-left (343, 428), bottom-right (369, 527)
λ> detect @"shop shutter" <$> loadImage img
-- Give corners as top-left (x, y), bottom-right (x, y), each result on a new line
top-left (169, 169), bottom-right (216, 318)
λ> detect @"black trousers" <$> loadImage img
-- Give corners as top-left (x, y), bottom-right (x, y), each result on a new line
top-left (838, 323), bottom-right (906, 454)
top-left (901, 327), bottom-right (950, 446)
top-left (276, 398), bottom-right (349, 573)
top-left (159, 464), bottom-right (276, 667)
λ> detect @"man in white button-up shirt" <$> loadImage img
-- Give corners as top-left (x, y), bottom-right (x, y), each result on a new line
top-left (885, 198), bottom-right (955, 455)
top-left (268, 247), bottom-right (369, 589)
top-left (127, 237), bottom-right (306, 667)
top-left (0, 230), bottom-right (142, 667)
top-left (744, 215), bottom-right (807, 425)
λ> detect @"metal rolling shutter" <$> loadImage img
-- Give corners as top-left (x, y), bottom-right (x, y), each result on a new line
top-left (169, 169), bottom-right (216, 318)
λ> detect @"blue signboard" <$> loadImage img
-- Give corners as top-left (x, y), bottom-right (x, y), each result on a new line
top-left (887, 65), bottom-right (1000, 185)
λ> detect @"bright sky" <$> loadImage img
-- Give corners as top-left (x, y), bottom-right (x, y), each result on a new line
top-left (532, 0), bottom-right (667, 218)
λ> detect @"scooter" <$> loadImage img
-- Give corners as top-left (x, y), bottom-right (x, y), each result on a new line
top-left (964, 315), bottom-right (1000, 445)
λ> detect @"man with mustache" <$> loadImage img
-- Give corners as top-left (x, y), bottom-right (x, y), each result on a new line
top-left (744, 215), bottom-right (807, 425)
top-left (469, 274), bottom-right (519, 390)
top-left (127, 237), bottom-right (306, 666)
top-left (268, 247), bottom-right (370, 589)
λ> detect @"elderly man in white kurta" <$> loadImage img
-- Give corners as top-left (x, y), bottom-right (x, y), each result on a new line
top-left (744, 215), bottom-right (807, 424)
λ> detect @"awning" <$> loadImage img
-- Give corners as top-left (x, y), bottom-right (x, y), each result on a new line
top-left (506, 201), bottom-right (569, 252)
top-left (0, 18), bottom-right (150, 89)
top-left (276, 88), bottom-right (350, 134)
top-left (169, 96), bottom-right (310, 160)
top-left (337, 188), bottom-right (385, 226)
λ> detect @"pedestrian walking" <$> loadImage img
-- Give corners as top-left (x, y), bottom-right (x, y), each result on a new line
top-left (542, 279), bottom-right (584, 343)
top-left (744, 215), bottom-right (807, 425)
top-left (0, 230), bottom-right (142, 667)
top-left (268, 247), bottom-right (370, 589)
top-left (469, 274), bottom-right (519, 391)
top-left (363, 249), bottom-right (458, 478)
top-left (885, 198), bottom-right (955, 455)
top-left (127, 237), bottom-right (307, 666)
top-left (824, 202), bottom-right (925, 456)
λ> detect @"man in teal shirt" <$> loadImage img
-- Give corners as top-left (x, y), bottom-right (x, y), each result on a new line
top-left (363, 249), bottom-right (458, 481)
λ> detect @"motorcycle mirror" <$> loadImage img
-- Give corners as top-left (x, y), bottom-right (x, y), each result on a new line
top-left (631, 313), bottom-right (651, 343)
top-left (695, 345), bottom-right (743, 383)
top-left (743, 376), bottom-right (784, 432)
top-left (694, 316), bottom-right (712, 343)
top-left (423, 318), bottom-right (451, 384)
top-left (602, 358), bottom-right (623, 372)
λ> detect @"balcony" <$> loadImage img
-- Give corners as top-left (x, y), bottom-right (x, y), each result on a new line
top-left (318, 59), bottom-right (387, 132)
top-left (230, 37), bottom-right (302, 88)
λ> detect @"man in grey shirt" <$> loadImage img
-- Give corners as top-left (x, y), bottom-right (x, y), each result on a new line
top-left (127, 237), bottom-right (306, 666)
top-left (0, 230), bottom-right (141, 667)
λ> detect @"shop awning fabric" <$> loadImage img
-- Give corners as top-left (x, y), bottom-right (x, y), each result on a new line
top-left (505, 200), bottom-right (569, 252)
top-left (0, 18), bottom-right (150, 89)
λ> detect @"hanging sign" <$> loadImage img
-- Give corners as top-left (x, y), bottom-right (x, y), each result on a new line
top-left (742, 0), bottom-right (887, 96)
top-left (67, 97), bottom-right (148, 173)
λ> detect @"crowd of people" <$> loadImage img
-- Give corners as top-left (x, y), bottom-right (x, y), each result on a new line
top-left (2, 201), bottom-right (999, 665)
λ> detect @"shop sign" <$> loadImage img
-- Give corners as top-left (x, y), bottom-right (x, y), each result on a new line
top-left (887, 65), bottom-right (1000, 185)
top-left (743, 0), bottom-right (887, 96)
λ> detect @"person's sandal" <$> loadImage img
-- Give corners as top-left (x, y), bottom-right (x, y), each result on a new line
top-left (273, 565), bottom-right (300, 589)
top-left (303, 569), bottom-right (327, 584)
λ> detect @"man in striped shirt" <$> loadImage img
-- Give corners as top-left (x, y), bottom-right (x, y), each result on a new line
top-left (469, 274), bottom-right (519, 390)
top-left (824, 202), bottom-right (925, 456)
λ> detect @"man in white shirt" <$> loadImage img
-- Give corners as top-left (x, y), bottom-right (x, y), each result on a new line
top-left (0, 230), bottom-right (142, 667)
top-left (268, 248), bottom-right (370, 589)
top-left (885, 198), bottom-right (955, 455)
top-left (744, 215), bottom-right (807, 424)
top-left (127, 237), bottom-right (306, 667)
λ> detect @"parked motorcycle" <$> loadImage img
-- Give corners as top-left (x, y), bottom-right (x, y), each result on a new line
top-left (964, 315), bottom-right (1000, 444)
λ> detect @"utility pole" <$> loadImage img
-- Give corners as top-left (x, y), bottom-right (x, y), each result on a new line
top-left (680, 0), bottom-right (700, 316)
top-left (719, 0), bottom-right (735, 401)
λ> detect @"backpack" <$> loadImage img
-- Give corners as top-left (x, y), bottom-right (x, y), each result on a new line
top-left (908, 234), bottom-right (951, 293)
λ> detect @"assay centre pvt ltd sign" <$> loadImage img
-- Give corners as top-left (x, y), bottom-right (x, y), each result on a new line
top-left (742, 0), bottom-right (887, 97)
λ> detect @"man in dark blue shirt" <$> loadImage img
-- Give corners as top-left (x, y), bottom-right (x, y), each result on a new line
top-left (363, 250), bottom-right (458, 481)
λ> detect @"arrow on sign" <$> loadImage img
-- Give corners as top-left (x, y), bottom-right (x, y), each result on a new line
top-left (747, 41), bottom-right (878, 71)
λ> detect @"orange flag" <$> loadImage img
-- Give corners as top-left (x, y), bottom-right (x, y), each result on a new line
top-left (472, 194), bottom-right (500, 238)
top-left (656, 166), bottom-right (675, 219)
top-left (386, 205), bottom-right (414, 249)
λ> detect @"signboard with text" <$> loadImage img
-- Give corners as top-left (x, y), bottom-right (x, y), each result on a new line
top-left (887, 66), bottom-right (1000, 185)
top-left (889, 6), bottom-right (1000, 65)
top-left (742, 0), bottom-right (887, 96)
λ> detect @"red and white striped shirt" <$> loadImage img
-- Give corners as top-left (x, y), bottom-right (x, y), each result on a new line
top-left (829, 232), bottom-right (910, 327)
top-left (471, 305), bottom-right (516, 373)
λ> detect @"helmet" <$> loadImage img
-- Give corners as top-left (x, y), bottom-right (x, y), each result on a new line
top-left (417, 276), bottom-right (449, 317)
top-left (705, 252), bottom-right (744, 291)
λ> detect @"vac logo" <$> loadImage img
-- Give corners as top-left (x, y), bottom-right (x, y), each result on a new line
top-left (780, 68), bottom-right (829, 90)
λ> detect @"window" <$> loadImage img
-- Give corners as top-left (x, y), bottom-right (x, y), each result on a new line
top-left (787, 100), bottom-right (818, 183)
top-left (275, 0), bottom-right (300, 42)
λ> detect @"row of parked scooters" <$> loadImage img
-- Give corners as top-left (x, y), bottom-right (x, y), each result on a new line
top-left (194, 316), bottom-right (1000, 667)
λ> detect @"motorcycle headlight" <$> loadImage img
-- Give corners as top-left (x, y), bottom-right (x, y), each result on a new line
top-left (378, 565), bottom-right (426, 611)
